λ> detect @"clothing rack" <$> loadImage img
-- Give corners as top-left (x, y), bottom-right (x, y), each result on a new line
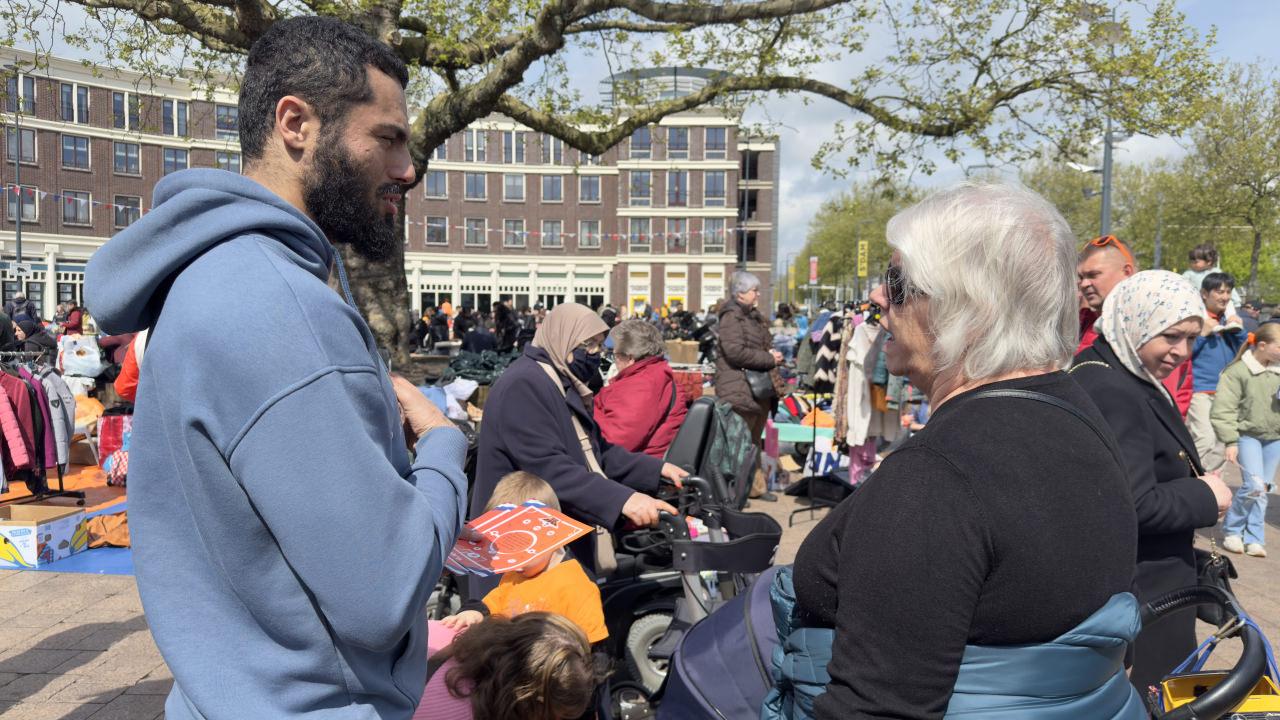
top-left (0, 351), bottom-right (87, 507)
top-left (787, 392), bottom-right (853, 526)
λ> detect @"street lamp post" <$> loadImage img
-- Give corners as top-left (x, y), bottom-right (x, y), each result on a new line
top-left (1100, 118), bottom-right (1114, 236)
top-left (4, 64), bottom-right (22, 270)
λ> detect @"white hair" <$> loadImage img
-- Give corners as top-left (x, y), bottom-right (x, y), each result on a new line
top-left (730, 271), bottom-right (761, 297)
top-left (886, 181), bottom-right (1078, 381)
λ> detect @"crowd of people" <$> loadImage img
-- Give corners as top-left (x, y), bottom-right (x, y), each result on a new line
top-left (0, 295), bottom-right (86, 360)
top-left (66, 15), bottom-right (1280, 720)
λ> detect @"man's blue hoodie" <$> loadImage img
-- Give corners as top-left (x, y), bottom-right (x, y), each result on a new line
top-left (85, 169), bottom-right (468, 719)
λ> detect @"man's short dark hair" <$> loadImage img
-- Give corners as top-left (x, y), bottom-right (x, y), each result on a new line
top-left (1188, 243), bottom-right (1219, 264)
top-left (1202, 271), bottom-right (1235, 292)
top-left (239, 17), bottom-right (409, 161)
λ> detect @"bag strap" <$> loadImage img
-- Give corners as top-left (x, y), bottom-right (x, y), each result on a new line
top-left (537, 361), bottom-right (605, 476)
top-left (969, 388), bottom-right (1124, 471)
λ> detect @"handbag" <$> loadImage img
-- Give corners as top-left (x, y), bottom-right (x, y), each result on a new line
top-left (744, 369), bottom-right (777, 403)
top-left (1194, 542), bottom-right (1238, 625)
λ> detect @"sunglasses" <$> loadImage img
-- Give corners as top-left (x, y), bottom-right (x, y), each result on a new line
top-left (1087, 235), bottom-right (1135, 267)
top-left (884, 264), bottom-right (917, 306)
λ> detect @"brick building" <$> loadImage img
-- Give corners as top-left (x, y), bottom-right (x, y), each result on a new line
top-left (2, 51), bottom-right (779, 320)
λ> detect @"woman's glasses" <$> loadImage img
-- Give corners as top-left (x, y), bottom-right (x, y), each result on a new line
top-left (884, 264), bottom-right (916, 306)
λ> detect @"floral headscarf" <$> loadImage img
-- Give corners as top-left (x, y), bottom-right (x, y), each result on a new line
top-left (1096, 270), bottom-right (1205, 402)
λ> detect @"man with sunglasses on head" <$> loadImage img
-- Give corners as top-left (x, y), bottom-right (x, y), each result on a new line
top-left (1076, 235), bottom-right (1194, 417)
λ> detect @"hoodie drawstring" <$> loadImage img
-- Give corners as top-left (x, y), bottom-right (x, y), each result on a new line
top-left (330, 247), bottom-right (357, 308)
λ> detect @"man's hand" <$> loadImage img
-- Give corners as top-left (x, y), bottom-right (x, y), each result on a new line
top-left (1225, 445), bottom-right (1239, 466)
top-left (661, 463), bottom-right (689, 488)
top-left (390, 375), bottom-right (454, 441)
top-left (1200, 471), bottom-right (1233, 517)
top-left (769, 349), bottom-right (784, 365)
top-left (440, 610), bottom-right (484, 631)
top-left (621, 492), bottom-right (679, 527)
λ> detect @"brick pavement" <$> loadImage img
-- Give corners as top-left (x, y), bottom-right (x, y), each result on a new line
top-left (0, 478), bottom-right (1275, 718)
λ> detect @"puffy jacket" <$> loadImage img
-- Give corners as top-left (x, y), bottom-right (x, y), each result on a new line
top-left (762, 567), bottom-right (1145, 720)
top-left (714, 300), bottom-right (782, 414)
top-left (1210, 350), bottom-right (1280, 445)
top-left (594, 355), bottom-right (688, 458)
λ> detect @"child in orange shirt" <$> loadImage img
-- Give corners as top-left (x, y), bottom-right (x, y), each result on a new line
top-left (441, 471), bottom-right (608, 643)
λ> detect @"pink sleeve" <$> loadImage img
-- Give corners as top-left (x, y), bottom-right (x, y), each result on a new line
top-left (427, 620), bottom-right (460, 657)
top-left (0, 386), bottom-right (32, 469)
top-left (412, 657), bottom-right (474, 720)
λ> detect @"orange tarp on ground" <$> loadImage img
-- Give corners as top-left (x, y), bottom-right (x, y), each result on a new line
top-left (0, 464), bottom-right (125, 514)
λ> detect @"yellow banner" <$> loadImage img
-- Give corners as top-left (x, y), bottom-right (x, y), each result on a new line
top-left (857, 241), bottom-right (869, 278)
top-left (787, 262), bottom-right (796, 290)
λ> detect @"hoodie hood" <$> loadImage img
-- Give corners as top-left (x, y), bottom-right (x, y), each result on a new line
top-left (85, 169), bottom-right (335, 335)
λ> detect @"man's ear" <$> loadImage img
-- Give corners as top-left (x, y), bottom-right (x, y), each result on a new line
top-left (1123, 263), bottom-right (1136, 277)
top-left (274, 95), bottom-right (320, 155)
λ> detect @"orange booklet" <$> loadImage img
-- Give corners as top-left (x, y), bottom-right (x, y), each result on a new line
top-left (445, 502), bottom-right (591, 577)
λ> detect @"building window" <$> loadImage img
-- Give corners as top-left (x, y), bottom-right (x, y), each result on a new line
top-left (162, 100), bottom-right (189, 136)
top-left (57, 282), bottom-right (80, 304)
top-left (542, 175), bottom-right (563, 203)
top-left (630, 171), bottom-right (651, 206)
top-left (542, 220), bottom-right (563, 248)
top-left (5, 127), bottom-right (36, 164)
top-left (60, 83), bottom-right (90, 124)
top-left (581, 151), bottom-right (602, 166)
top-left (742, 150), bottom-right (763, 180)
top-left (6, 185), bottom-right (37, 222)
top-left (112, 91), bottom-right (139, 130)
top-left (432, 144), bottom-right (447, 161)
top-left (668, 170), bottom-right (688, 207)
top-left (630, 127), bottom-right (651, 159)
top-left (740, 230), bottom-right (758, 262)
top-left (464, 129), bottom-right (486, 162)
top-left (163, 148), bottom-right (189, 175)
top-left (541, 134), bottom-right (563, 165)
top-left (62, 190), bottom-right (91, 225)
top-left (578, 220), bottom-right (601, 249)
top-left (705, 127), bottom-right (727, 159)
top-left (113, 142), bottom-right (140, 174)
top-left (61, 135), bottom-right (91, 170)
top-left (579, 175), bottom-right (600, 203)
top-left (216, 151), bottom-right (241, 174)
top-left (464, 172), bottom-right (487, 200)
top-left (667, 218), bottom-right (687, 252)
top-left (465, 218), bottom-right (487, 246)
top-left (4, 75), bottom-right (35, 114)
top-left (629, 218), bottom-right (651, 252)
top-left (504, 219), bottom-right (525, 247)
top-left (423, 170), bottom-right (447, 198)
top-left (503, 131), bottom-right (525, 164)
top-left (703, 218), bottom-right (726, 251)
top-left (426, 216), bottom-right (448, 245)
top-left (114, 195), bottom-right (141, 228)
top-left (668, 127), bottom-right (689, 159)
top-left (215, 105), bottom-right (239, 139)
top-left (503, 174), bottom-right (525, 201)
top-left (705, 171), bottom-right (726, 206)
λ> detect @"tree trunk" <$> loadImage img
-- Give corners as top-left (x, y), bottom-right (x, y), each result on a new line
top-left (329, 203), bottom-right (413, 369)
top-left (1249, 226), bottom-right (1262, 300)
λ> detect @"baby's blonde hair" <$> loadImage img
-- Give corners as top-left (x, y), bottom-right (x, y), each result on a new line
top-left (486, 471), bottom-right (560, 512)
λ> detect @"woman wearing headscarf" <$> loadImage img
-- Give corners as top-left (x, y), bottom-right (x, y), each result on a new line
top-left (474, 303), bottom-right (686, 579)
top-left (780, 183), bottom-right (1144, 719)
top-left (1073, 270), bottom-right (1233, 692)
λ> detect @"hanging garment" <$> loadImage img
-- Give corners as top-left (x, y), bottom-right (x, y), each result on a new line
top-left (811, 317), bottom-right (845, 392)
top-left (19, 367), bottom-right (58, 469)
top-left (37, 368), bottom-right (77, 469)
top-left (844, 322), bottom-right (881, 447)
top-left (832, 317), bottom-right (858, 444)
top-left (0, 372), bottom-right (37, 471)
top-left (0, 384), bottom-right (32, 472)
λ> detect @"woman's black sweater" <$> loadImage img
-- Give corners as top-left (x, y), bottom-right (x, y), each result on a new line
top-left (792, 371), bottom-right (1138, 719)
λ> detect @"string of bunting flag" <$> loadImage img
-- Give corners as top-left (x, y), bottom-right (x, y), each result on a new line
top-left (403, 217), bottom-right (749, 242)
top-left (3, 183), bottom-right (148, 215)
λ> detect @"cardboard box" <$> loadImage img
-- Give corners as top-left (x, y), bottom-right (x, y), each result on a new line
top-left (665, 340), bottom-right (700, 365)
top-left (0, 505), bottom-right (89, 569)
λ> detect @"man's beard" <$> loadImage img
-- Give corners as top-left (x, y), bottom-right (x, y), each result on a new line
top-left (304, 139), bottom-right (400, 262)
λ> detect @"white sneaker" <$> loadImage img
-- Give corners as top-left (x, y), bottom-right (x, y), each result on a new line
top-left (1245, 543), bottom-right (1267, 558)
top-left (1222, 535), bottom-right (1245, 554)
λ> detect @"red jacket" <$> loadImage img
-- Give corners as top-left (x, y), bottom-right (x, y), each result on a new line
top-left (1077, 307), bottom-right (1192, 418)
top-left (594, 356), bottom-right (688, 458)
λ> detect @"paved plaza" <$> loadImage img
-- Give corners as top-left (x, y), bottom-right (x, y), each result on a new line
top-left (1, 480), bottom-right (1276, 719)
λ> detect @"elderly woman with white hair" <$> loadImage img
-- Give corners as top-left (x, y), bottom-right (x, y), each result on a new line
top-left (775, 183), bottom-right (1145, 719)
top-left (714, 270), bottom-right (785, 500)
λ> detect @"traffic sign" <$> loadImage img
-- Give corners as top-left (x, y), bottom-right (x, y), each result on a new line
top-left (857, 241), bottom-right (869, 278)
top-left (11, 262), bottom-right (32, 278)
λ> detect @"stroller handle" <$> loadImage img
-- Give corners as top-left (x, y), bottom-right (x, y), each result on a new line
top-left (1143, 586), bottom-right (1270, 720)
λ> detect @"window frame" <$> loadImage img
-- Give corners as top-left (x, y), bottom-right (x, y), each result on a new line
top-left (59, 82), bottom-right (90, 124)
top-left (425, 215), bottom-right (449, 245)
top-left (215, 150), bottom-right (241, 174)
top-left (704, 127), bottom-right (728, 159)
top-left (424, 170), bottom-right (448, 198)
top-left (541, 175), bottom-right (563, 203)
top-left (579, 175), bottom-right (601, 204)
top-left (111, 91), bottom-right (140, 130)
top-left (630, 170), bottom-right (652, 207)
top-left (667, 218), bottom-right (687, 252)
top-left (464, 172), bottom-right (488, 200)
top-left (703, 218), bottom-right (726, 252)
top-left (541, 134), bottom-right (564, 165)
top-left (668, 170), bottom-right (688, 207)
top-left (541, 220), bottom-right (563, 248)
top-left (503, 173), bottom-right (526, 202)
top-left (215, 104), bottom-right (240, 140)
top-left (4, 75), bottom-right (36, 114)
top-left (629, 218), bottom-right (651, 252)
top-left (464, 218), bottom-right (488, 247)
top-left (162, 147), bottom-right (189, 176)
top-left (630, 127), bottom-right (652, 160)
top-left (503, 131), bottom-right (526, 164)
top-left (578, 220), bottom-right (602, 249)
top-left (113, 141), bottom-right (141, 175)
top-left (464, 129), bottom-right (487, 162)
top-left (61, 189), bottom-right (92, 226)
top-left (704, 171), bottom-right (727, 207)
top-left (60, 134), bottom-right (91, 171)
top-left (503, 218), bottom-right (526, 248)
top-left (6, 184), bottom-right (39, 223)
top-left (5, 127), bottom-right (37, 164)
top-left (113, 195), bottom-right (142, 229)
top-left (432, 143), bottom-right (447, 161)
top-left (668, 127), bottom-right (689, 159)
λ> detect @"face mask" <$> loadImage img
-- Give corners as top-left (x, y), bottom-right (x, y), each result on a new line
top-left (568, 347), bottom-right (602, 386)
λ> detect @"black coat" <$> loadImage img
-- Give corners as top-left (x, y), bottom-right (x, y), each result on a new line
top-left (474, 346), bottom-right (663, 571)
top-left (1072, 335), bottom-right (1219, 689)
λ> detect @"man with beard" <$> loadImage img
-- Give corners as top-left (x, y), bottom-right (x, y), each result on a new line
top-left (83, 17), bottom-right (467, 719)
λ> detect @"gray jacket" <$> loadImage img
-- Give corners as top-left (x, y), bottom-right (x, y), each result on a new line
top-left (38, 368), bottom-right (77, 468)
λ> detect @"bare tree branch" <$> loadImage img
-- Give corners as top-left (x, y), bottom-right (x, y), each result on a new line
top-left (74, 0), bottom-right (251, 51)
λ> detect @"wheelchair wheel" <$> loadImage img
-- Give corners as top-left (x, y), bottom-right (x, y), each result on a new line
top-left (625, 612), bottom-right (673, 694)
